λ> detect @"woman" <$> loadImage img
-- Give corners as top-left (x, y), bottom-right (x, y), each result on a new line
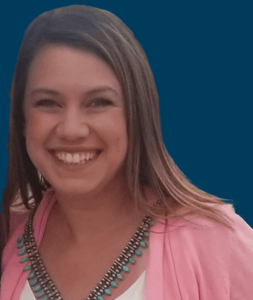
top-left (1, 5), bottom-right (253, 300)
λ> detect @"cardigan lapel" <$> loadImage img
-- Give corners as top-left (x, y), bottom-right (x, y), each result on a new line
top-left (145, 220), bottom-right (183, 300)
top-left (145, 221), bottom-right (165, 300)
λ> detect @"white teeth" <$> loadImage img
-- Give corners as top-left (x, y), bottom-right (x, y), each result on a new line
top-left (73, 153), bottom-right (80, 163)
top-left (55, 151), bottom-right (98, 164)
top-left (62, 153), bottom-right (67, 163)
top-left (66, 153), bottom-right (73, 163)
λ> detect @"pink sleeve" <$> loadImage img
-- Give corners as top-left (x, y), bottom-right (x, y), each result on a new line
top-left (228, 213), bottom-right (253, 299)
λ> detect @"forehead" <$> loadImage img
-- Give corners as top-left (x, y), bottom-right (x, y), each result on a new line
top-left (25, 44), bottom-right (122, 96)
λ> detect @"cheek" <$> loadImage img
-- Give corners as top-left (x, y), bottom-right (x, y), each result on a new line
top-left (25, 111), bottom-right (56, 138)
top-left (25, 116), bottom-right (43, 151)
top-left (97, 112), bottom-right (128, 154)
top-left (24, 112), bottom-right (56, 159)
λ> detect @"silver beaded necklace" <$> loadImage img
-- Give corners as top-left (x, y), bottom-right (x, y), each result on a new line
top-left (17, 201), bottom-right (160, 300)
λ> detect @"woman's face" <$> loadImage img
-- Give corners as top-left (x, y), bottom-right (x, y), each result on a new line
top-left (23, 44), bottom-right (128, 197)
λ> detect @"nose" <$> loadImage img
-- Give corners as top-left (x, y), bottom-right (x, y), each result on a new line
top-left (56, 106), bottom-right (89, 141)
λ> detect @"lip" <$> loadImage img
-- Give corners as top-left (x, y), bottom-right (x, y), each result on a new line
top-left (49, 148), bottom-right (102, 153)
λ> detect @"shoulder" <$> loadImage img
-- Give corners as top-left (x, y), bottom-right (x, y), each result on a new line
top-left (163, 203), bottom-right (253, 254)
top-left (0, 199), bottom-right (29, 264)
top-left (157, 204), bottom-right (253, 298)
top-left (0, 211), bottom-right (5, 273)
top-left (1, 189), bottom-right (55, 274)
top-left (1, 199), bottom-right (30, 271)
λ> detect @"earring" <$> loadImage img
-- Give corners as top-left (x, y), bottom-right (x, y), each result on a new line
top-left (38, 171), bottom-right (47, 188)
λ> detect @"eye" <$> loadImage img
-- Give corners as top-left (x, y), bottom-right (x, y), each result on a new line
top-left (89, 99), bottom-right (113, 108)
top-left (35, 99), bottom-right (59, 107)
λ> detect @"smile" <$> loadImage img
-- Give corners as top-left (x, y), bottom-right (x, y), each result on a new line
top-left (54, 151), bottom-right (99, 164)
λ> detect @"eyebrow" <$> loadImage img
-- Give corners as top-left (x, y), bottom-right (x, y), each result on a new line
top-left (30, 86), bottom-right (119, 97)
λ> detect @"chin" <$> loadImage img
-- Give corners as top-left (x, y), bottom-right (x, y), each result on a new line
top-left (52, 181), bottom-right (100, 197)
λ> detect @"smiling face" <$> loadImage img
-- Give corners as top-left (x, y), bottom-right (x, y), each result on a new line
top-left (24, 44), bottom-right (128, 198)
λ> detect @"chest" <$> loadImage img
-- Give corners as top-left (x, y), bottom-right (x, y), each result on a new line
top-left (38, 241), bottom-right (148, 300)
top-left (37, 215), bottom-right (148, 300)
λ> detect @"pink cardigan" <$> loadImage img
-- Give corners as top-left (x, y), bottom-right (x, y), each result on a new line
top-left (1, 189), bottom-right (253, 300)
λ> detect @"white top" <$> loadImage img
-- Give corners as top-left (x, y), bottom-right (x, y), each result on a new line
top-left (19, 271), bottom-right (146, 300)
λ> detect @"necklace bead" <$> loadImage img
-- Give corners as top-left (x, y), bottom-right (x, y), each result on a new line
top-left (104, 288), bottom-right (111, 295)
top-left (33, 285), bottom-right (41, 292)
top-left (16, 242), bottom-right (24, 249)
top-left (129, 257), bottom-right (135, 264)
top-left (144, 231), bottom-right (150, 237)
top-left (37, 291), bottom-right (45, 298)
top-left (31, 279), bottom-right (38, 286)
top-left (117, 273), bottom-right (124, 280)
top-left (122, 265), bottom-right (129, 272)
top-left (24, 265), bottom-right (31, 271)
top-left (139, 241), bottom-right (147, 248)
top-left (110, 281), bottom-right (118, 288)
top-left (18, 249), bottom-right (26, 256)
top-left (20, 257), bottom-right (28, 263)
top-left (28, 272), bottom-right (36, 279)
top-left (135, 249), bottom-right (142, 256)
top-left (17, 236), bottom-right (24, 243)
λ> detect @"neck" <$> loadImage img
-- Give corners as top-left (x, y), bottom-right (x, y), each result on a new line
top-left (50, 181), bottom-right (145, 246)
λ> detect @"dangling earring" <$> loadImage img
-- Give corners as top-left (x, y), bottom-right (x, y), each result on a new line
top-left (38, 171), bottom-right (47, 188)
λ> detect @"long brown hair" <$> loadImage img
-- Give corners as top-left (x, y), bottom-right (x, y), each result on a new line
top-left (2, 5), bottom-right (234, 244)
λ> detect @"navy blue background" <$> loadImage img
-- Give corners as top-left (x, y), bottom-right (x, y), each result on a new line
top-left (0, 1), bottom-right (252, 227)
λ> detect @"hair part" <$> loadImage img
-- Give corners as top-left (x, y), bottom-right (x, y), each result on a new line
top-left (2, 5), bottom-right (234, 244)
